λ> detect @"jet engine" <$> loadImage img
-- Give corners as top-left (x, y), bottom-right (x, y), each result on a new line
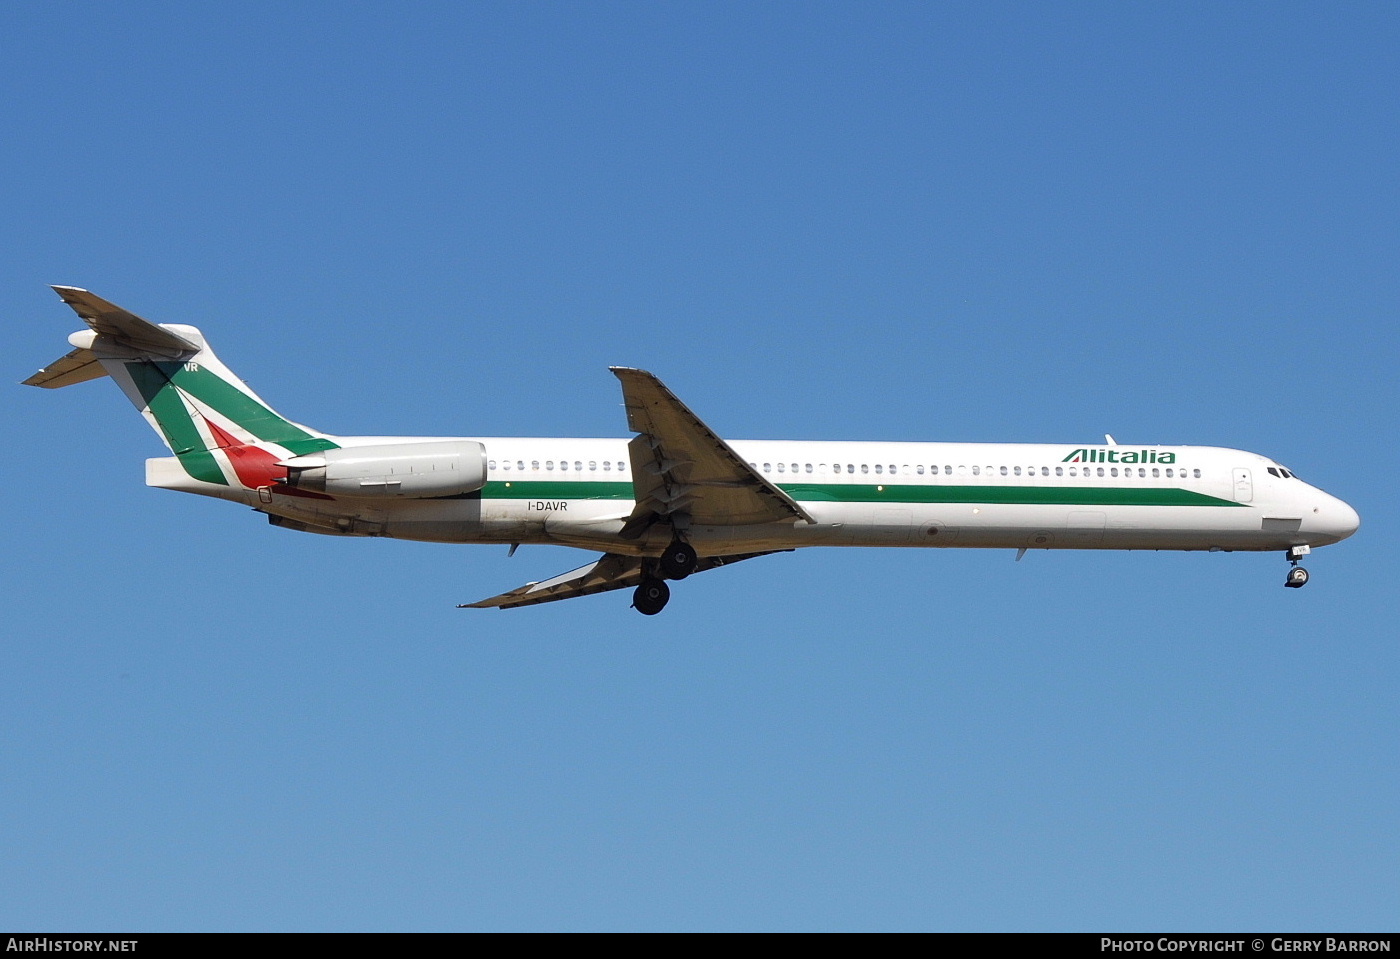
top-left (280, 440), bottom-right (488, 498)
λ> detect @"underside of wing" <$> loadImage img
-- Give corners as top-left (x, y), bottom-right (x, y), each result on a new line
top-left (461, 550), bottom-right (786, 610)
top-left (611, 367), bottom-right (813, 535)
top-left (461, 552), bottom-right (644, 609)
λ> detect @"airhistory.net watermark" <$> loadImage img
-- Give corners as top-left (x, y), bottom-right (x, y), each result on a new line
top-left (5, 941), bottom-right (136, 952)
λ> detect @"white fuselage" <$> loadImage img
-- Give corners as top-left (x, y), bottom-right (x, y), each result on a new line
top-left (29, 290), bottom-right (1360, 610)
top-left (151, 436), bottom-right (1360, 557)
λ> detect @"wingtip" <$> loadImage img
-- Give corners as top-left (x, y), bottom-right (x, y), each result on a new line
top-left (458, 598), bottom-right (506, 608)
top-left (610, 366), bottom-right (654, 377)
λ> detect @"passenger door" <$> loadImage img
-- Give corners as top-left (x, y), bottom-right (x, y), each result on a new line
top-left (1232, 468), bottom-right (1254, 503)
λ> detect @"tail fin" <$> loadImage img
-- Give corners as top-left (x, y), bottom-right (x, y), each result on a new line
top-left (25, 286), bottom-right (339, 489)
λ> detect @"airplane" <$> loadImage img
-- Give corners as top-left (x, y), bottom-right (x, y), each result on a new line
top-left (25, 286), bottom-right (1359, 614)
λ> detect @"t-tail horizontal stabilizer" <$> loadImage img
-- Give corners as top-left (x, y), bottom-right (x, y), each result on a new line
top-left (23, 286), bottom-right (200, 388)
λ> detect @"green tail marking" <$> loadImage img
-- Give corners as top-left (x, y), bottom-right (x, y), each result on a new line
top-left (126, 359), bottom-right (340, 485)
top-left (125, 362), bottom-right (227, 485)
top-left (152, 362), bottom-right (337, 456)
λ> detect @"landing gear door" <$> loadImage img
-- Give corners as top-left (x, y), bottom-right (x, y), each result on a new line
top-left (1232, 468), bottom-right (1254, 503)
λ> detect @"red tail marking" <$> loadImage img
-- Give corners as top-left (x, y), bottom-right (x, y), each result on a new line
top-left (204, 419), bottom-right (286, 489)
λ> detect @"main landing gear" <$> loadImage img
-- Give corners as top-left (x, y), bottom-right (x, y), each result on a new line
top-left (633, 578), bottom-right (670, 616)
top-left (659, 539), bottom-right (698, 580)
top-left (1284, 545), bottom-right (1311, 589)
top-left (632, 539), bottom-right (697, 615)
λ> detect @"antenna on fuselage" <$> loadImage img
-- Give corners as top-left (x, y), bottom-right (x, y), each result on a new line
top-left (1104, 434), bottom-right (1118, 446)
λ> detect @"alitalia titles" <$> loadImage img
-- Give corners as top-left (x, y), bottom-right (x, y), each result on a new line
top-left (1064, 448), bottom-right (1176, 465)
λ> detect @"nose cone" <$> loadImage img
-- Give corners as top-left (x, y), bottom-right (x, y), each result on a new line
top-left (1311, 492), bottom-right (1360, 545)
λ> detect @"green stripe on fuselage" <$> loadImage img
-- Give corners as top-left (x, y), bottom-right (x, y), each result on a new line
top-left (482, 481), bottom-right (635, 500)
top-left (780, 482), bottom-right (1243, 508)
top-left (476, 479), bottom-right (1242, 508)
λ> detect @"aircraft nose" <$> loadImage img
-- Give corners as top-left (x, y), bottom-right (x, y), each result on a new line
top-left (1315, 494), bottom-right (1360, 543)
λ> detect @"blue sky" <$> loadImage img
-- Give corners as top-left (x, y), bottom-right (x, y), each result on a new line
top-left (3, 1), bottom-right (1396, 931)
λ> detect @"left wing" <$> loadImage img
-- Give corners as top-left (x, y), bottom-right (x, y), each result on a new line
top-left (611, 367), bottom-right (814, 536)
top-left (462, 550), bottom-right (783, 610)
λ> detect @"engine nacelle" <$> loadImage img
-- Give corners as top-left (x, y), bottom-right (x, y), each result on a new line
top-left (280, 440), bottom-right (488, 499)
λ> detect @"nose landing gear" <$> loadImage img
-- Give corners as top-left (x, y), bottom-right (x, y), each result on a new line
top-left (1284, 544), bottom-right (1311, 588)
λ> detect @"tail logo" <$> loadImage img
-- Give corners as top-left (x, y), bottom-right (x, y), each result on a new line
top-left (124, 359), bottom-right (338, 487)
